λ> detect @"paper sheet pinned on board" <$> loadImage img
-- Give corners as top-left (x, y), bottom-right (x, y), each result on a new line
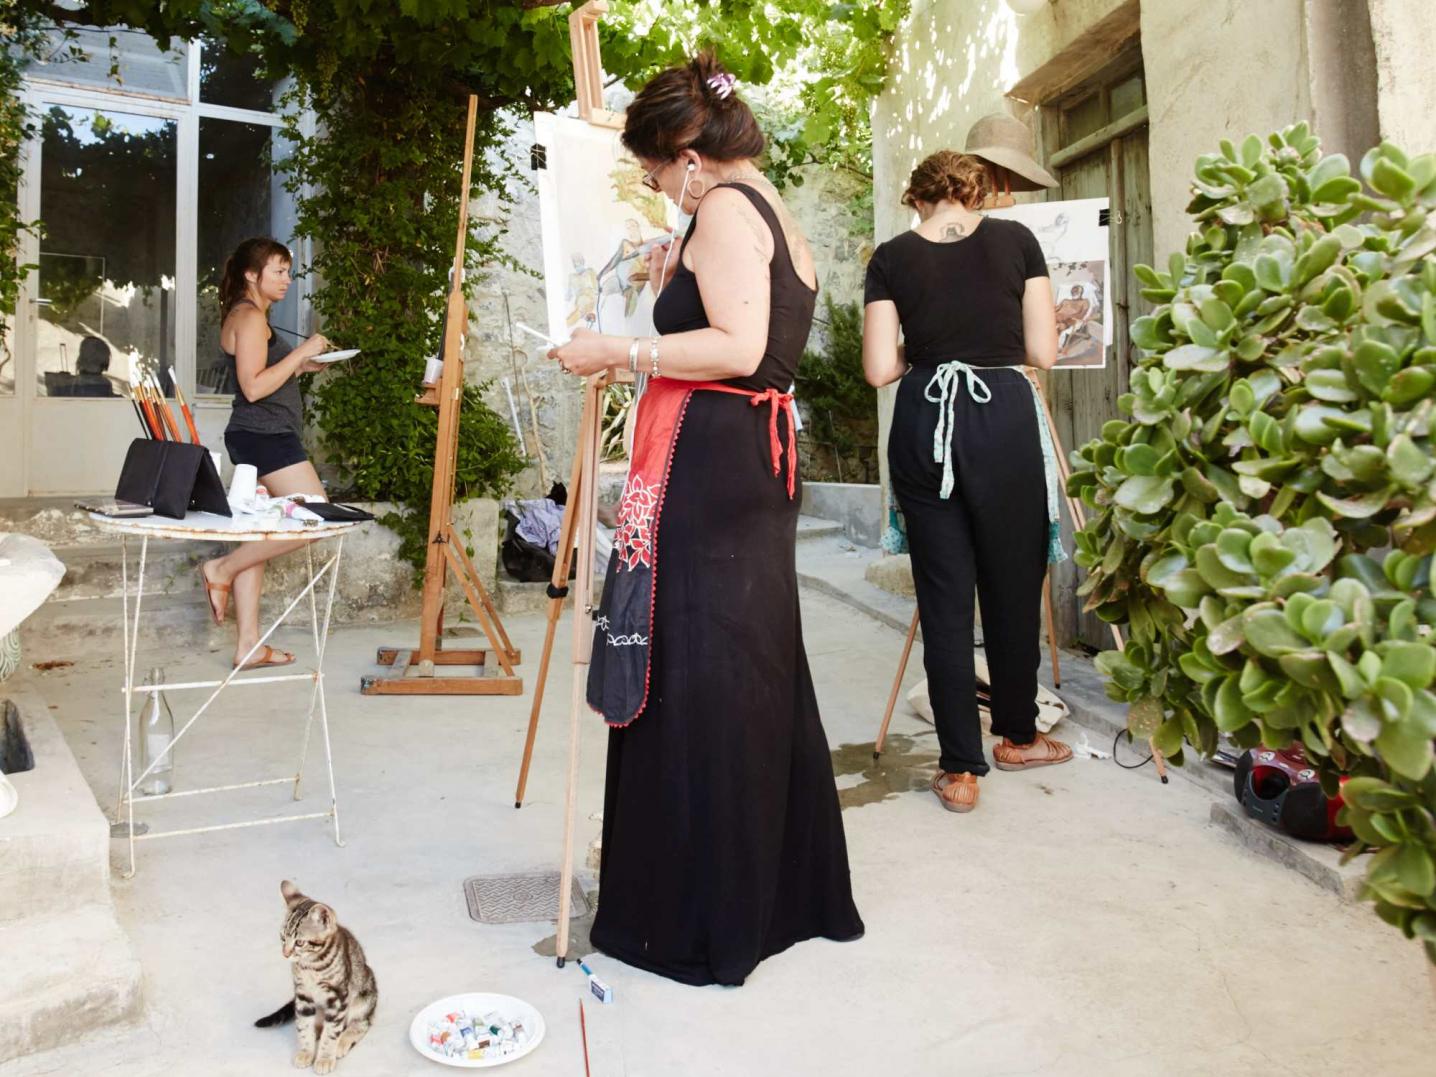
top-left (986, 197), bottom-right (1111, 370)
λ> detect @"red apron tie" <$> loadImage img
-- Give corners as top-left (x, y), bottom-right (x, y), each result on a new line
top-left (694, 383), bottom-right (797, 499)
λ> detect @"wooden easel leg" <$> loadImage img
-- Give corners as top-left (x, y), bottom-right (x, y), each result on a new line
top-left (514, 377), bottom-right (601, 808)
top-left (874, 608), bottom-right (920, 759)
top-left (1043, 572), bottom-right (1061, 688)
top-left (556, 375), bottom-right (605, 968)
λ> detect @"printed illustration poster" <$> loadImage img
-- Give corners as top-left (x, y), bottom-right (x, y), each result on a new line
top-left (986, 197), bottom-right (1111, 369)
top-left (534, 112), bottom-right (677, 344)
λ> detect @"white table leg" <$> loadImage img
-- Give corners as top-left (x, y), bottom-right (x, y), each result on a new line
top-left (314, 537), bottom-right (344, 846)
top-left (294, 542), bottom-right (321, 801)
top-left (119, 534), bottom-right (148, 879)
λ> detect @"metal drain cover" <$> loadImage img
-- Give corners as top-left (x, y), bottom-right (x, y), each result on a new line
top-left (463, 872), bottom-right (590, 925)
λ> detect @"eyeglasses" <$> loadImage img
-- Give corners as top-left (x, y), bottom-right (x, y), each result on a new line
top-left (640, 159), bottom-right (671, 192)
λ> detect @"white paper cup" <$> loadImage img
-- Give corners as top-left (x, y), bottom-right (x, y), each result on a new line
top-left (423, 356), bottom-right (444, 385)
top-left (228, 463), bottom-right (257, 507)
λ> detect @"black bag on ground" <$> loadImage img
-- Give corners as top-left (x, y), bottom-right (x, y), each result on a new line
top-left (114, 439), bottom-right (231, 520)
top-left (501, 506), bottom-right (555, 582)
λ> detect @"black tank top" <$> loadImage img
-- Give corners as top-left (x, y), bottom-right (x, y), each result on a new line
top-left (653, 182), bottom-right (817, 392)
top-left (221, 299), bottom-right (303, 436)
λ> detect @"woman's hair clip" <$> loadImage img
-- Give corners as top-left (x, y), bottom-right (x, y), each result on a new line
top-left (706, 73), bottom-right (737, 100)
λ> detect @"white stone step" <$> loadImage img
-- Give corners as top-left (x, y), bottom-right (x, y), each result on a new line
top-left (796, 514), bottom-right (844, 542)
top-left (0, 686), bottom-right (112, 922)
top-left (0, 904), bottom-right (144, 1064)
top-left (51, 539), bottom-right (225, 601)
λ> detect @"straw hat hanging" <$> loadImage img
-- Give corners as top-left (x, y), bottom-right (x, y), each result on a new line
top-left (963, 113), bottom-right (1058, 192)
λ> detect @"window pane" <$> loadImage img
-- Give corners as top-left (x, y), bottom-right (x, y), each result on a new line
top-left (36, 106), bottom-right (177, 398)
top-left (27, 26), bottom-right (187, 100)
top-left (1062, 91), bottom-right (1107, 146)
top-left (1110, 73), bottom-right (1146, 121)
top-left (200, 38), bottom-right (283, 113)
top-left (197, 118), bottom-right (300, 397)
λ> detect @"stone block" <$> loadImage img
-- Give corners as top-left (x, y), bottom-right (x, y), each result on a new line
top-left (0, 686), bottom-right (111, 922)
top-left (801, 482), bottom-right (882, 548)
top-left (864, 553), bottom-right (914, 597)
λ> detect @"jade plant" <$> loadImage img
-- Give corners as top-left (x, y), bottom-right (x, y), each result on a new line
top-left (1070, 124), bottom-right (1436, 960)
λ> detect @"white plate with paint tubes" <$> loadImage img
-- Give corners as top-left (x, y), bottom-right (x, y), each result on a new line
top-left (312, 348), bottom-right (361, 364)
top-left (409, 993), bottom-right (545, 1068)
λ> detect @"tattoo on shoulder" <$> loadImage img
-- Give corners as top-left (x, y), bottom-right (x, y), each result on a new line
top-left (939, 223), bottom-right (968, 243)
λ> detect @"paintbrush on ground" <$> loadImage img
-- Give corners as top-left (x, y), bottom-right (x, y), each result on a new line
top-left (578, 999), bottom-right (591, 1077)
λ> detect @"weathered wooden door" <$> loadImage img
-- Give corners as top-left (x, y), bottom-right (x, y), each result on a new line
top-left (1038, 51), bottom-right (1154, 650)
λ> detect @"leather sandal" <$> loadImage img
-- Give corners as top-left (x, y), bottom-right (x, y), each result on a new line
top-left (199, 564), bottom-right (230, 625)
top-left (930, 770), bottom-right (979, 813)
top-left (234, 645), bottom-right (295, 671)
top-left (993, 732), bottom-right (1073, 771)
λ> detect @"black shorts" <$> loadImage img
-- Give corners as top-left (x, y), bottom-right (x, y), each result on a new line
top-left (224, 429), bottom-right (308, 477)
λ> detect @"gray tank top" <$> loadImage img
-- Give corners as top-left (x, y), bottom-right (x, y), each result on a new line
top-left (222, 303), bottom-right (303, 436)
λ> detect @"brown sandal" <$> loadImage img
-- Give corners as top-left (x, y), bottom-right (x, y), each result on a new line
top-left (993, 732), bottom-right (1073, 771)
top-left (199, 564), bottom-right (230, 625)
top-left (931, 770), bottom-right (979, 813)
top-left (234, 645), bottom-right (295, 671)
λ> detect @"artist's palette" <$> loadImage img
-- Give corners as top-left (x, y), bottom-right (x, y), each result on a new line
top-left (409, 993), bottom-right (545, 1069)
top-left (313, 348), bottom-right (360, 363)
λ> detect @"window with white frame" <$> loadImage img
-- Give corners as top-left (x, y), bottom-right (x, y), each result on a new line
top-left (18, 26), bottom-right (307, 401)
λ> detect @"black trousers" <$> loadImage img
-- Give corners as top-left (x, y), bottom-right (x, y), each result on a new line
top-left (889, 365), bottom-right (1048, 777)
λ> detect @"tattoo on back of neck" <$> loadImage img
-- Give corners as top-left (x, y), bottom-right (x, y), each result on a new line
top-left (939, 222), bottom-right (968, 243)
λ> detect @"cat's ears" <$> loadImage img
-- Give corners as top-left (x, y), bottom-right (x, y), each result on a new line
top-left (282, 879), bottom-right (334, 928)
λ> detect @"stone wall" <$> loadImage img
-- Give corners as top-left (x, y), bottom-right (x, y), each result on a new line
top-left (869, 0), bottom-right (1436, 549)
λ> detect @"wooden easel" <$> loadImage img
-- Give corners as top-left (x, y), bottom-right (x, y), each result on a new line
top-left (521, 367), bottom-right (614, 971)
top-left (505, 0), bottom-right (642, 969)
top-left (360, 95), bottom-right (523, 697)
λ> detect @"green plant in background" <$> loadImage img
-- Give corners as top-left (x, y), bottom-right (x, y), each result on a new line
top-left (4, 0), bottom-right (902, 569)
top-left (0, 5), bottom-right (43, 380)
top-left (796, 297), bottom-right (877, 483)
top-left (1070, 124), bottom-right (1436, 959)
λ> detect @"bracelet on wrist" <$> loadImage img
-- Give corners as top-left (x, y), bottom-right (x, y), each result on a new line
top-left (649, 337), bottom-right (661, 379)
top-left (627, 338), bottom-right (640, 374)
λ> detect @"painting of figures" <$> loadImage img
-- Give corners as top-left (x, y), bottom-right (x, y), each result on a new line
top-left (534, 112), bottom-right (676, 344)
top-left (986, 197), bottom-right (1111, 369)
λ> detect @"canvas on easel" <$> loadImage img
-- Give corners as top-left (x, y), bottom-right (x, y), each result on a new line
top-left (534, 113), bottom-right (676, 342)
top-left (360, 96), bottom-right (523, 697)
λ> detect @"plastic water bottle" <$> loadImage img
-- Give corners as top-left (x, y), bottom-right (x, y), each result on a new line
top-left (138, 667), bottom-right (174, 796)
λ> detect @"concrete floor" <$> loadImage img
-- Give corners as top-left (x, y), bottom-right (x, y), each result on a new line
top-left (3, 591), bottom-right (1434, 1076)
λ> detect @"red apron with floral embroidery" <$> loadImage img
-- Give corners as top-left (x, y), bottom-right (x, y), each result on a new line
top-left (587, 377), bottom-right (797, 727)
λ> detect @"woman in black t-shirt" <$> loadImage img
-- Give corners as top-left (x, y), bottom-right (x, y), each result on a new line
top-left (862, 149), bottom-right (1071, 815)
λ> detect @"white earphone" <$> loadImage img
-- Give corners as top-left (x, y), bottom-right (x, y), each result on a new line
top-left (686, 162), bottom-right (696, 172)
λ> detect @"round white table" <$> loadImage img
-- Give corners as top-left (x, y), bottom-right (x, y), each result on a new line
top-left (89, 510), bottom-right (361, 876)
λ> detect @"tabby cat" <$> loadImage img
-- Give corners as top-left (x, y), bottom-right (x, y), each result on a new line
top-left (255, 880), bottom-right (378, 1073)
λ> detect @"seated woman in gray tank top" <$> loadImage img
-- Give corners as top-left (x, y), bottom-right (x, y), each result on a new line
top-left (198, 237), bottom-right (330, 670)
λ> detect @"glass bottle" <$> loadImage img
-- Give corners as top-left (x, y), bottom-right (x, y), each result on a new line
top-left (138, 666), bottom-right (174, 796)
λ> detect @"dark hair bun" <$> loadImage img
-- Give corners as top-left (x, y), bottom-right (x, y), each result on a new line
top-left (622, 51), bottom-right (765, 163)
top-left (902, 151), bottom-right (991, 210)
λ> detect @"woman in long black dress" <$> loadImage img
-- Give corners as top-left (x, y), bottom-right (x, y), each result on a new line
top-left (548, 53), bottom-right (864, 987)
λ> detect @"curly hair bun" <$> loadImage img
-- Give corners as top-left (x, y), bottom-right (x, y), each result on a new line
top-left (902, 150), bottom-right (992, 210)
top-left (622, 51), bottom-right (765, 163)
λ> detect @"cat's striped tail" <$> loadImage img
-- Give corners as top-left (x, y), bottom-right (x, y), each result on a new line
top-left (254, 1000), bottom-right (296, 1027)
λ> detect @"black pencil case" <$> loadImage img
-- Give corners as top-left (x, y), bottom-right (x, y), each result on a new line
top-left (302, 502), bottom-right (375, 522)
top-left (114, 439), bottom-right (231, 520)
